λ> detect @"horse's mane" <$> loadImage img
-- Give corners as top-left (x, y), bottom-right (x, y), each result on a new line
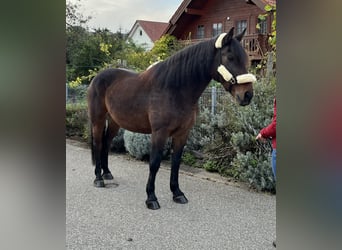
top-left (146, 39), bottom-right (216, 90)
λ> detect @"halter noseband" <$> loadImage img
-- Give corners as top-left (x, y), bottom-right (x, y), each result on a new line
top-left (215, 33), bottom-right (256, 85)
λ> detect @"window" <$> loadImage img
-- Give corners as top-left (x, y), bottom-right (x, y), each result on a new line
top-left (212, 23), bottom-right (222, 37)
top-left (257, 19), bottom-right (267, 34)
top-left (139, 30), bottom-right (142, 36)
top-left (236, 20), bottom-right (247, 34)
top-left (197, 25), bottom-right (205, 39)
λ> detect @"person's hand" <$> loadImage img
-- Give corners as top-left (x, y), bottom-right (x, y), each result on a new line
top-left (256, 133), bottom-right (266, 142)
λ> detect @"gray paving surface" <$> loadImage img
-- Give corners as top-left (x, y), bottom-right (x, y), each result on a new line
top-left (66, 140), bottom-right (276, 250)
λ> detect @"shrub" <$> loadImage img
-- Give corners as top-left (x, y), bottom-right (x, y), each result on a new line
top-left (123, 131), bottom-right (171, 160)
top-left (230, 151), bottom-right (275, 191)
top-left (182, 152), bottom-right (197, 166)
top-left (110, 128), bottom-right (126, 152)
top-left (198, 77), bottom-right (276, 192)
top-left (185, 124), bottom-right (206, 151)
top-left (203, 160), bottom-right (217, 172)
top-left (66, 102), bottom-right (88, 141)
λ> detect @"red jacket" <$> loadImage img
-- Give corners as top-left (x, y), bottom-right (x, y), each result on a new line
top-left (260, 98), bottom-right (276, 149)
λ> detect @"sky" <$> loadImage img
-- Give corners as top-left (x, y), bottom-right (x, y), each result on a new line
top-left (69, 0), bottom-right (183, 33)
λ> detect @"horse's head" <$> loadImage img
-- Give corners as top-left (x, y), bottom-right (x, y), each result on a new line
top-left (212, 27), bottom-right (255, 106)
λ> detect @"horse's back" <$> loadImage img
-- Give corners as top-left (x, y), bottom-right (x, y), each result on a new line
top-left (89, 68), bottom-right (137, 91)
top-left (87, 68), bottom-right (137, 121)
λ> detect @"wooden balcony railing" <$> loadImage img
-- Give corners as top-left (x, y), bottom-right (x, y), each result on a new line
top-left (178, 34), bottom-right (269, 62)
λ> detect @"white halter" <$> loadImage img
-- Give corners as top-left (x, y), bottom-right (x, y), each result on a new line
top-left (215, 33), bottom-right (257, 84)
top-left (215, 33), bottom-right (227, 49)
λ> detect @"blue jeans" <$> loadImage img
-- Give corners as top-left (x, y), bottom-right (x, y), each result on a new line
top-left (272, 149), bottom-right (276, 180)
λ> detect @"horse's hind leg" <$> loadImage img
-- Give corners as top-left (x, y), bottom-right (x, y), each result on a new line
top-left (92, 119), bottom-right (106, 187)
top-left (101, 117), bottom-right (119, 180)
top-left (170, 134), bottom-right (189, 204)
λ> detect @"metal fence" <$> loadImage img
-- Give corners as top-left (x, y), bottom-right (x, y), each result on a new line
top-left (198, 87), bottom-right (226, 115)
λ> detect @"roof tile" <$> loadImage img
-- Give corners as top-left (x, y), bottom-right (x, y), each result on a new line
top-left (137, 20), bottom-right (168, 42)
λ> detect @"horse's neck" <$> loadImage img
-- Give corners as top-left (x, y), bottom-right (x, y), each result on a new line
top-left (190, 79), bottom-right (212, 104)
top-left (159, 41), bottom-right (216, 103)
top-left (183, 63), bottom-right (213, 104)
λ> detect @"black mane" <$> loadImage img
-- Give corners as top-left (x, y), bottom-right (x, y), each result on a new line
top-left (149, 39), bottom-right (216, 89)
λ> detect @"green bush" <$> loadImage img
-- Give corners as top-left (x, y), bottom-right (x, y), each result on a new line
top-left (197, 77), bottom-right (276, 192)
top-left (203, 160), bottom-right (218, 172)
top-left (182, 152), bottom-right (197, 166)
top-left (123, 131), bottom-right (171, 160)
top-left (110, 128), bottom-right (126, 152)
top-left (230, 151), bottom-right (274, 191)
top-left (66, 102), bottom-right (88, 141)
top-left (184, 127), bottom-right (201, 151)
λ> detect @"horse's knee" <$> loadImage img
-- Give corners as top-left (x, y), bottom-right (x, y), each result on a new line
top-left (149, 149), bottom-right (163, 170)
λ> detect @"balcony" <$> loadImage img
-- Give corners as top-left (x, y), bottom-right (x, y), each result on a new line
top-left (178, 34), bottom-right (269, 63)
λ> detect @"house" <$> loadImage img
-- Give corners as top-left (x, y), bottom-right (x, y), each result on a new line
top-left (127, 20), bottom-right (168, 50)
top-left (162, 0), bottom-right (276, 65)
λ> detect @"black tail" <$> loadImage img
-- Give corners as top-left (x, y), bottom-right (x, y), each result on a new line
top-left (90, 122), bottom-right (96, 166)
top-left (90, 120), bottom-right (109, 166)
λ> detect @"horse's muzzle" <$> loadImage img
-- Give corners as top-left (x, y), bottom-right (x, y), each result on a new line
top-left (238, 90), bottom-right (253, 106)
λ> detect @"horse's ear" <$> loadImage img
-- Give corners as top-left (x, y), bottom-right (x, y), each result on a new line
top-left (222, 27), bottom-right (234, 46)
top-left (235, 28), bottom-right (246, 42)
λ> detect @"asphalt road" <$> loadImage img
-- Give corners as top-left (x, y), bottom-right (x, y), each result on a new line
top-left (66, 140), bottom-right (276, 250)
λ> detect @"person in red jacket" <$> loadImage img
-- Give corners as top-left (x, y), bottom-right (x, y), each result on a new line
top-left (256, 98), bottom-right (277, 248)
top-left (256, 98), bottom-right (276, 179)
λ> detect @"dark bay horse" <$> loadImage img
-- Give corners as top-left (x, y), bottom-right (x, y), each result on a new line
top-left (87, 27), bottom-right (256, 210)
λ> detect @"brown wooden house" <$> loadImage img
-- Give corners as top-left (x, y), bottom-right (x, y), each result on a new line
top-left (162, 0), bottom-right (275, 65)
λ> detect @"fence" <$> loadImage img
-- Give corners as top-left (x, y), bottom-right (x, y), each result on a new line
top-left (66, 84), bottom-right (87, 104)
top-left (198, 87), bottom-right (226, 115)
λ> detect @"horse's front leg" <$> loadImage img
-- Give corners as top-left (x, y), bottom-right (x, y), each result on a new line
top-left (145, 130), bottom-right (167, 210)
top-left (170, 135), bottom-right (188, 204)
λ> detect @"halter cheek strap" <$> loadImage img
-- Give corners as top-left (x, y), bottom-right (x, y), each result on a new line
top-left (217, 65), bottom-right (232, 82)
top-left (217, 64), bottom-right (257, 84)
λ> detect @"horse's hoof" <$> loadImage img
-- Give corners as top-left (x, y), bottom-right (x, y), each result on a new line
top-left (146, 200), bottom-right (160, 210)
top-left (93, 178), bottom-right (105, 187)
top-left (173, 195), bottom-right (188, 204)
top-left (102, 172), bottom-right (114, 180)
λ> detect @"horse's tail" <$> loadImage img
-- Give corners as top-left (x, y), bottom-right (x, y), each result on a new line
top-left (87, 71), bottom-right (111, 166)
top-left (88, 68), bottom-right (127, 166)
top-left (90, 122), bottom-right (96, 166)
top-left (89, 119), bottom-right (109, 166)
top-left (87, 77), bottom-right (99, 167)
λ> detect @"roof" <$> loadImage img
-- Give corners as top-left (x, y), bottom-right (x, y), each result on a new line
top-left (129, 20), bottom-right (168, 42)
top-left (249, 0), bottom-right (276, 9)
top-left (162, 0), bottom-right (194, 36)
top-left (163, 0), bottom-right (276, 36)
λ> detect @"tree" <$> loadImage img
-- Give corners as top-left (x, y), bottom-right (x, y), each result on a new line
top-left (257, 4), bottom-right (276, 74)
top-left (66, 28), bottom-right (131, 84)
top-left (66, 1), bottom-right (133, 84)
top-left (126, 35), bottom-right (183, 71)
top-left (150, 35), bottom-right (182, 60)
top-left (67, 31), bottom-right (182, 88)
top-left (66, 0), bottom-right (91, 28)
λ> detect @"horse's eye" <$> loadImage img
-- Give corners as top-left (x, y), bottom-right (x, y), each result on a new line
top-left (228, 55), bottom-right (234, 61)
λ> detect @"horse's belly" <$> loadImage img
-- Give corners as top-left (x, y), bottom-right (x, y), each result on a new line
top-left (110, 110), bottom-right (152, 134)
top-left (105, 88), bottom-right (152, 133)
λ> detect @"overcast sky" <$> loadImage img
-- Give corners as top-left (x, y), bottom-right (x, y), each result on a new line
top-left (69, 0), bottom-right (183, 33)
